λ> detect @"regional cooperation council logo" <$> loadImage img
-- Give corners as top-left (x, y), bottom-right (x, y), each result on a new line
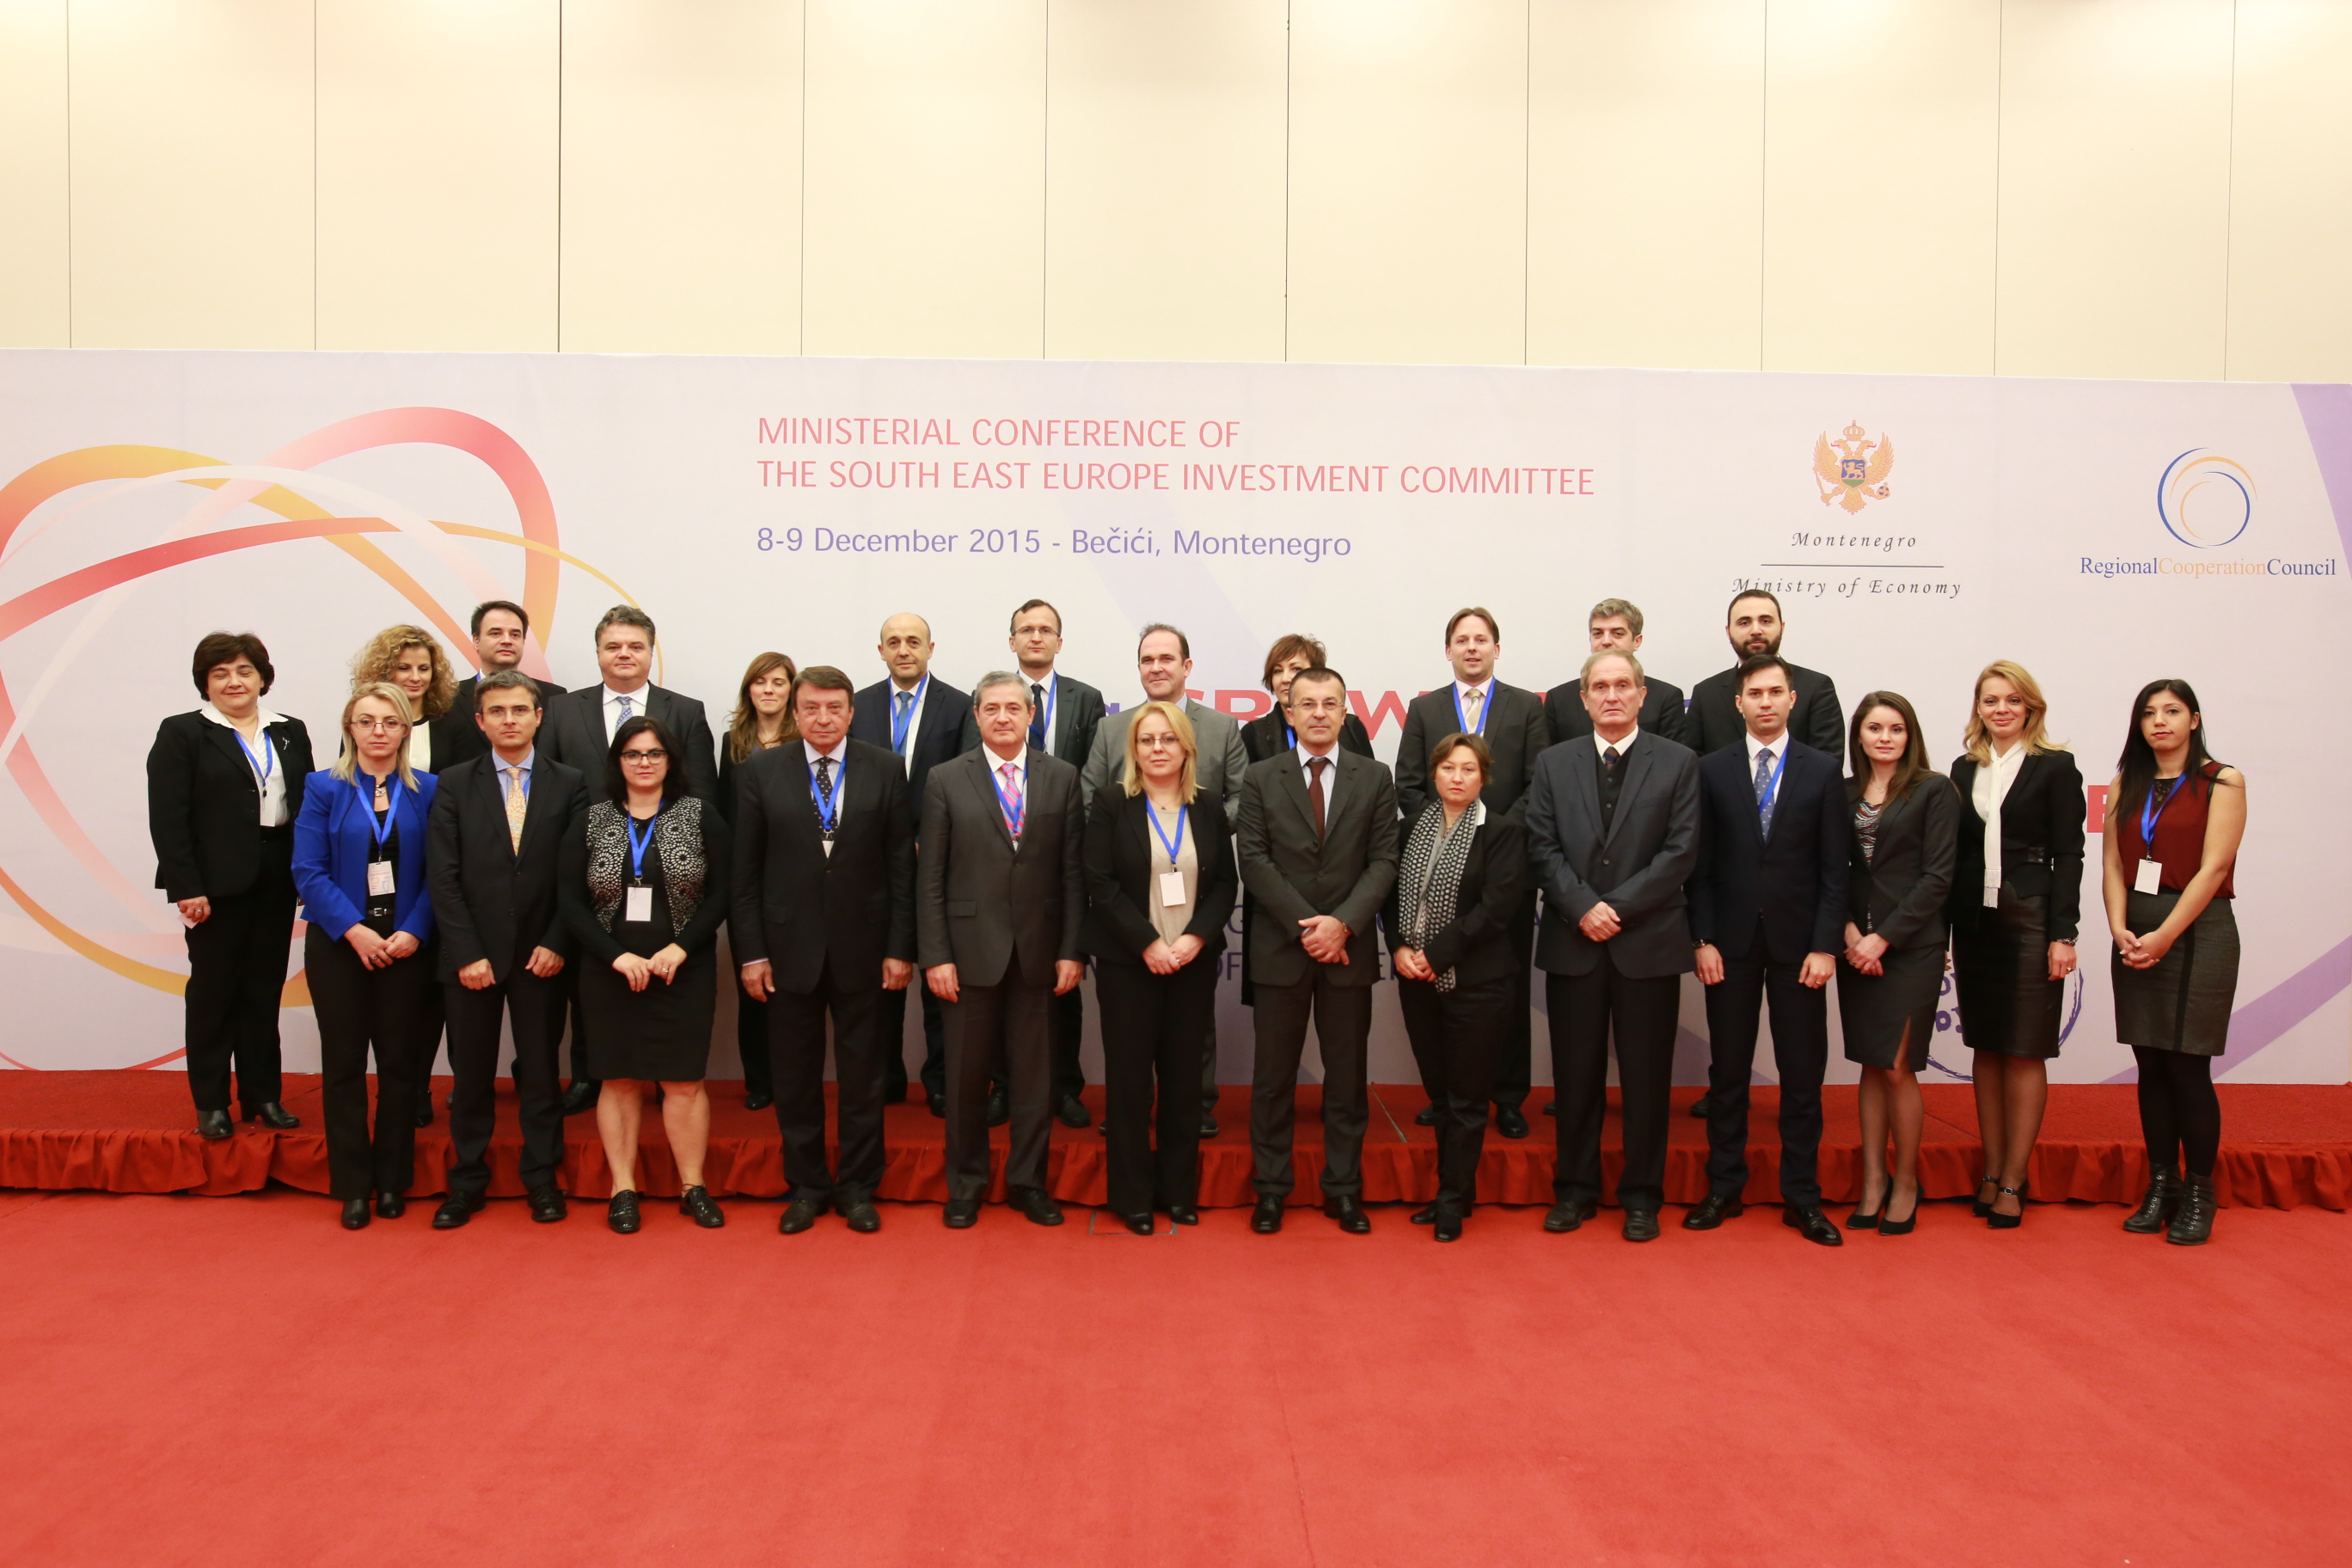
top-left (2156, 450), bottom-right (2254, 548)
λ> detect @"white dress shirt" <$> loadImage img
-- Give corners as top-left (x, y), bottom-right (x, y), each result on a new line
top-left (202, 702), bottom-right (290, 826)
top-left (407, 714), bottom-right (434, 775)
top-left (493, 746), bottom-right (536, 800)
top-left (887, 676), bottom-right (930, 761)
top-left (805, 737), bottom-right (849, 854)
top-left (602, 683), bottom-right (652, 743)
top-left (1590, 726), bottom-right (1640, 763)
top-left (981, 744), bottom-right (1028, 834)
top-left (1972, 740), bottom-right (2029, 902)
top-left (1454, 677), bottom-right (1495, 734)
top-left (1295, 743), bottom-right (1342, 818)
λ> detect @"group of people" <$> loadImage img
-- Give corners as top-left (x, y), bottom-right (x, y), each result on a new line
top-left (145, 587), bottom-right (2245, 1246)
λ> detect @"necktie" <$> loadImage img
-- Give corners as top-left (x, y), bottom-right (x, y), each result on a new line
top-left (815, 756), bottom-right (835, 824)
top-left (1030, 683), bottom-right (1048, 750)
top-left (894, 690), bottom-right (913, 754)
top-left (1754, 746), bottom-right (1778, 836)
top-left (615, 694), bottom-right (633, 735)
top-left (1462, 687), bottom-right (1483, 732)
top-left (504, 764), bottom-right (528, 852)
top-left (1307, 756), bottom-right (1329, 842)
top-left (998, 762), bottom-right (1024, 840)
top-left (1600, 745), bottom-right (1622, 833)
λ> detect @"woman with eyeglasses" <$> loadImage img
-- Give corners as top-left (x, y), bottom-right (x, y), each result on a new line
top-left (716, 652), bottom-right (799, 1112)
top-left (560, 714), bottom-right (733, 1234)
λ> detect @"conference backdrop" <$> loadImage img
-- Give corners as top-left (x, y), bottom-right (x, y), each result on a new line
top-left (2, 348), bottom-right (2346, 1088)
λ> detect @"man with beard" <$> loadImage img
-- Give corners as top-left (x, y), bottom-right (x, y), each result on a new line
top-left (1684, 590), bottom-right (1844, 757)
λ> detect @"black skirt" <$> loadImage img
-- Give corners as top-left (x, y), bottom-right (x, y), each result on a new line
top-left (579, 861), bottom-right (716, 1082)
top-left (1951, 889), bottom-right (2064, 1059)
top-left (2112, 892), bottom-right (2239, 1057)
top-left (1837, 942), bottom-right (1943, 1070)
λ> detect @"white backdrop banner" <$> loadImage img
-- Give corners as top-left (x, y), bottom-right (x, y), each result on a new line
top-left (3, 349), bottom-right (2347, 1087)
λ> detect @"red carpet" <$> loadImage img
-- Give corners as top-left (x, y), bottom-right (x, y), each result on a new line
top-left (3, 1071), bottom-right (2349, 1208)
top-left (1, 1187), bottom-right (2349, 1564)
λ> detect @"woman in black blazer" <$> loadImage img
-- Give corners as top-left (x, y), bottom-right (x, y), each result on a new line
top-left (1836, 693), bottom-right (1956, 1237)
top-left (715, 652), bottom-right (798, 1112)
top-left (1386, 732), bottom-right (1527, 1242)
top-left (1083, 701), bottom-right (1238, 1233)
top-left (145, 632), bottom-right (314, 1139)
top-left (1948, 661), bottom-right (2086, 1229)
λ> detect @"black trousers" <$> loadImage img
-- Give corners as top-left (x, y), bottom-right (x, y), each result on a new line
top-left (1399, 973), bottom-right (1510, 1216)
top-left (944, 977), bottom-right (1052, 1202)
top-left (1488, 892), bottom-right (1540, 1110)
top-left (180, 833), bottom-right (295, 1114)
top-left (1702, 933), bottom-right (1829, 1207)
top-left (1249, 969), bottom-right (1373, 1200)
top-left (769, 949), bottom-right (887, 1207)
top-left (414, 943), bottom-right (445, 1098)
top-left (443, 955), bottom-right (567, 1197)
top-left (1095, 959), bottom-right (1215, 1216)
top-left (738, 993), bottom-right (773, 1099)
top-left (883, 980), bottom-right (949, 1103)
top-left (1048, 983), bottom-right (1087, 1104)
top-left (1547, 958), bottom-right (1681, 1211)
top-left (306, 926), bottom-right (432, 1201)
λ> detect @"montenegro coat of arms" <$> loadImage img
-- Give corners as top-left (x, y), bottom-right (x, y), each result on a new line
top-left (1813, 422), bottom-right (1893, 514)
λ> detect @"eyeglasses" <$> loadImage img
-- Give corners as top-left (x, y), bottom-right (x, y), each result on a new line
top-left (620, 749), bottom-right (668, 763)
top-left (350, 718), bottom-right (409, 733)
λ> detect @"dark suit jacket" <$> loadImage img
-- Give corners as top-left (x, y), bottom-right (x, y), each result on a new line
top-left (1849, 775), bottom-right (1959, 951)
top-left (916, 747), bottom-right (1086, 986)
top-left (146, 710), bottom-right (315, 901)
top-left (424, 751), bottom-right (588, 982)
top-left (291, 769), bottom-right (440, 942)
top-left (1082, 790), bottom-right (1238, 967)
top-left (1393, 682), bottom-right (1549, 826)
top-left (540, 683), bottom-right (718, 805)
top-left (1527, 731), bottom-right (1701, 978)
top-left (432, 673), bottom-right (569, 769)
top-left (1381, 808), bottom-right (1527, 986)
top-left (1240, 709), bottom-right (1374, 763)
top-left (1543, 677), bottom-right (1687, 748)
top-left (1947, 750), bottom-right (2087, 943)
top-left (853, 675), bottom-right (979, 818)
top-left (1026, 671), bottom-right (1106, 767)
top-left (1688, 738), bottom-right (1849, 963)
top-left (1686, 660), bottom-right (1845, 756)
top-left (729, 738), bottom-right (915, 993)
top-left (1234, 749), bottom-right (1400, 989)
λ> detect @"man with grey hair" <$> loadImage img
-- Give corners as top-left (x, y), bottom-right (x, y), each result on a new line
top-left (1544, 597), bottom-right (1687, 747)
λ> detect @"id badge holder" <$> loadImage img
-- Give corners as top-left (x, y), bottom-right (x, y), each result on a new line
top-left (1981, 884), bottom-right (2000, 910)
top-left (1158, 869), bottom-right (1187, 908)
top-left (2134, 859), bottom-right (2163, 895)
top-left (367, 860), bottom-right (395, 897)
top-left (625, 885), bottom-right (653, 922)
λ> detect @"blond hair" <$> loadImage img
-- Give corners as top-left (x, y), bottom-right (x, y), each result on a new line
top-left (1120, 701), bottom-right (1199, 803)
top-left (331, 683), bottom-right (420, 787)
top-left (350, 624), bottom-right (456, 720)
top-left (1963, 659), bottom-right (2066, 763)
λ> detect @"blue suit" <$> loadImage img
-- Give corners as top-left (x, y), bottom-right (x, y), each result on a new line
top-left (292, 769), bottom-right (439, 943)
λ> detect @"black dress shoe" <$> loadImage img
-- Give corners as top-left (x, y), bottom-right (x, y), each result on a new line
top-left (1411, 1203), bottom-right (1440, 1225)
top-left (340, 1197), bottom-right (371, 1229)
top-left (779, 1197), bottom-right (824, 1234)
top-left (679, 1185), bottom-right (726, 1228)
top-left (985, 1089), bottom-right (1010, 1127)
top-left (928, 1090), bottom-right (948, 1118)
top-left (525, 1185), bottom-right (567, 1222)
top-left (1120, 1211), bottom-right (1155, 1236)
top-left (840, 1202), bottom-right (880, 1233)
top-left (1622, 1209), bottom-right (1661, 1242)
top-left (1541, 1100), bottom-right (1557, 1117)
top-left (608, 1190), bottom-right (641, 1234)
top-left (1011, 1186), bottom-right (1064, 1226)
top-left (560, 1081), bottom-right (600, 1116)
top-left (1167, 1204), bottom-right (1200, 1226)
top-left (1055, 1094), bottom-right (1092, 1129)
top-left (744, 1090), bottom-right (775, 1112)
top-left (1783, 1203), bottom-right (1844, 1246)
top-left (1495, 1106), bottom-right (1530, 1140)
top-left (1322, 1195), bottom-right (1371, 1234)
top-left (375, 1191), bottom-right (406, 1219)
top-left (413, 1088), bottom-right (434, 1128)
top-left (1682, 1192), bottom-right (1744, 1229)
top-left (1543, 1200), bottom-right (1597, 1233)
top-left (1251, 1195), bottom-right (1283, 1234)
top-left (1689, 1092), bottom-right (1713, 1119)
top-left (432, 1191), bottom-right (485, 1229)
top-left (195, 1108), bottom-right (233, 1141)
top-left (1433, 1212), bottom-right (1463, 1242)
top-left (943, 1197), bottom-right (981, 1228)
top-left (252, 1101), bottom-right (300, 1130)
top-left (1413, 1104), bottom-right (1439, 1127)
top-left (1198, 1113), bottom-right (1219, 1138)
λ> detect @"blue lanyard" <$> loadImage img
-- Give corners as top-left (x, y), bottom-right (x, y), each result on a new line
top-left (1450, 683), bottom-right (1491, 737)
top-left (2141, 775), bottom-right (2179, 852)
top-left (891, 675), bottom-right (928, 756)
top-left (234, 725), bottom-right (273, 785)
top-left (989, 761), bottom-right (1025, 838)
top-left (626, 812), bottom-right (658, 880)
top-left (1147, 799), bottom-right (1186, 864)
top-left (357, 775), bottom-right (401, 847)
top-left (809, 754), bottom-right (842, 835)
top-left (1754, 745), bottom-right (1789, 820)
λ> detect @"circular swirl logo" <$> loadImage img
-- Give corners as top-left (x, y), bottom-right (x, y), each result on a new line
top-left (2156, 449), bottom-right (2254, 548)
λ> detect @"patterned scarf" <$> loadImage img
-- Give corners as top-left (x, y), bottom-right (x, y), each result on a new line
top-left (1395, 799), bottom-right (1484, 993)
top-left (585, 795), bottom-right (709, 933)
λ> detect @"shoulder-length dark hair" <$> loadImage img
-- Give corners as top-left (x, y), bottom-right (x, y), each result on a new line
top-left (726, 651), bottom-right (800, 763)
top-left (1846, 691), bottom-right (1936, 804)
top-left (2116, 678), bottom-right (2223, 826)
top-left (605, 714), bottom-right (689, 806)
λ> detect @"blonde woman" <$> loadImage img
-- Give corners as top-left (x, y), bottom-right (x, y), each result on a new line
top-left (351, 624), bottom-right (459, 775)
top-left (1947, 660), bottom-right (2085, 1230)
top-left (291, 683), bottom-right (441, 1229)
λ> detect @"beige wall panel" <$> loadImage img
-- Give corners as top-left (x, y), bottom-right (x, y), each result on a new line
top-left (1528, 0), bottom-right (1763, 371)
top-left (1044, 0), bottom-right (1285, 362)
top-left (68, 0), bottom-right (314, 349)
top-left (561, 1), bottom-right (803, 356)
top-left (1761, 0), bottom-right (1999, 375)
top-left (1289, 0), bottom-right (1527, 366)
top-left (316, 0), bottom-right (558, 352)
top-left (802, 0), bottom-right (1045, 360)
top-left (2226, 0), bottom-right (2352, 383)
top-left (0, 1), bottom-right (70, 346)
top-left (1994, 0), bottom-right (2233, 381)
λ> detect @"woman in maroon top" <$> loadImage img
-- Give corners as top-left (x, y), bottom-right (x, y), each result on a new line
top-left (2101, 678), bottom-right (2245, 1246)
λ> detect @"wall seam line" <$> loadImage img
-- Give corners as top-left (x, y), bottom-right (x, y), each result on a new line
top-left (1521, 0), bottom-right (1530, 367)
top-left (2221, 0), bottom-right (2238, 381)
top-left (1991, 0), bottom-right (2004, 377)
top-left (1040, 0), bottom-right (1050, 360)
top-left (1756, 0), bottom-right (1768, 373)
top-left (64, 0), bottom-right (73, 347)
top-left (554, 0), bottom-right (565, 353)
top-left (1282, 0), bottom-right (1291, 364)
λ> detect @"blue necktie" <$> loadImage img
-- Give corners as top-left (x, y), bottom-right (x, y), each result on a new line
top-left (1754, 746), bottom-right (1778, 836)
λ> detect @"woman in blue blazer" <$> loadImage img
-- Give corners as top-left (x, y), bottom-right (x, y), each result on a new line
top-left (293, 683), bottom-right (439, 1229)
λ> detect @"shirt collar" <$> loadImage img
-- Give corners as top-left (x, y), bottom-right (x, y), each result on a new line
top-left (1592, 726), bottom-right (1639, 760)
top-left (1744, 728), bottom-right (1787, 768)
top-left (494, 747), bottom-right (536, 775)
top-left (603, 683), bottom-right (649, 705)
top-left (982, 744), bottom-right (1027, 780)
top-left (803, 737), bottom-right (848, 768)
top-left (1296, 742), bottom-right (1339, 769)
top-left (202, 701), bottom-right (287, 730)
top-left (1455, 677), bottom-right (1493, 703)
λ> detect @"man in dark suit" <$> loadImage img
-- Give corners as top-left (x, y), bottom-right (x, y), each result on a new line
top-left (1544, 597), bottom-right (1686, 746)
top-left (1236, 667), bottom-right (1400, 1235)
top-left (1392, 608), bottom-right (1547, 1140)
top-left (853, 610), bottom-right (981, 1113)
top-left (1526, 651), bottom-right (1700, 1242)
top-left (1686, 652), bottom-right (1851, 1246)
top-left (539, 604), bottom-right (719, 1112)
top-left (733, 665), bottom-right (916, 1235)
top-left (432, 600), bottom-right (566, 769)
top-left (917, 674), bottom-right (1087, 1228)
top-left (1684, 589), bottom-right (1844, 756)
top-left (423, 671), bottom-right (588, 1228)
top-left (1009, 597), bottom-right (1105, 1128)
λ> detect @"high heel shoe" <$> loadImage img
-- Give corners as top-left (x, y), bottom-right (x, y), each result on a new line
top-left (2123, 1161), bottom-right (2181, 1234)
top-left (1972, 1176), bottom-right (1998, 1219)
top-left (1846, 1186), bottom-right (1886, 1231)
top-left (1879, 1186), bottom-right (1920, 1237)
top-left (1987, 1179), bottom-right (2028, 1229)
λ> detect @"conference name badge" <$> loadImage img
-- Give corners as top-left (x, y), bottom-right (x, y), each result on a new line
top-left (367, 861), bottom-right (395, 897)
top-left (1159, 870), bottom-right (1187, 908)
top-left (2135, 859), bottom-right (2163, 895)
top-left (625, 886), bottom-right (653, 922)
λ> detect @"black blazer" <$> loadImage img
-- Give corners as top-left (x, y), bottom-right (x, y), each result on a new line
top-left (1947, 750), bottom-right (2087, 943)
top-left (1543, 677), bottom-right (1687, 748)
top-left (424, 751), bottom-right (589, 983)
top-left (729, 738), bottom-right (916, 994)
top-left (1382, 808), bottom-right (1528, 987)
top-left (432, 673), bottom-right (569, 770)
top-left (1686, 660), bottom-right (1845, 756)
top-left (1689, 737), bottom-right (1850, 962)
top-left (1027, 671), bottom-right (1106, 767)
top-left (1240, 709), bottom-right (1374, 763)
top-left (1848, 775), bottom-right (1958, 952)
top-left (1082, 789), bottom-right (1238, 967)
top-left (145, 710), bottom-right (315, 902)
top-left (540, 683), bottom-right (719, 805)
top-left (916, 747), bottom-right (1087, 986)
top-left (1234, 748), bottom-right (1400, 989)
top-left (1393, 682), bottom-right (1549, 826)
top-left (853, 675), bottom-right (980, 817)
top-left (1527, 731), bottom-right (1702, 979)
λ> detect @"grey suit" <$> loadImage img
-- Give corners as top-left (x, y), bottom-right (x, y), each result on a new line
top-left (1081, 698), bottom-right (1249, 813)
top-left (1235, 748), bottom-right (1400, 1201)
top-left (917, 746), bottom-right (1086, 1202)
